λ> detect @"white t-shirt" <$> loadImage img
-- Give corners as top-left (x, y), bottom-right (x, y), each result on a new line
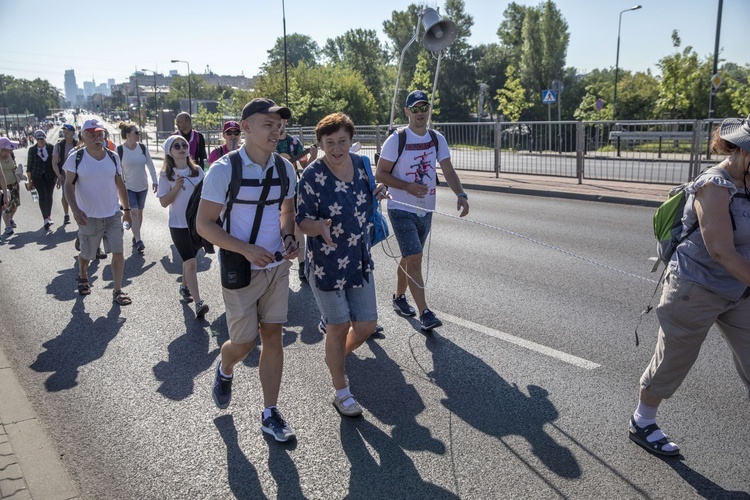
top-left (119, 143), bottom-right (157, 192)
top-left (380, 127), bottom-right (450, 213)
top-left (63, 149), bottom-right (122, 218)
top-left (157, 166), bottom-right (204, 228)
top-left (202, 148), bottom-right (296, 270)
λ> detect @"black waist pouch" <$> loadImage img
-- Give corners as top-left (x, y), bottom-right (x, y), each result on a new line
top-left (220, 249), bottom-right (251, 289)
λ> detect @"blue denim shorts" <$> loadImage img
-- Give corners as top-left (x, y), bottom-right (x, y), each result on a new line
top-left (388, 208), bottom-right (432, 257)
top-left (127, 189), bottom-right (148, 210)
top-left (308, 269), bottom-right (378, 325)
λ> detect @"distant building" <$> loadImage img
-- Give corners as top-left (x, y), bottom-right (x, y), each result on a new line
top-left (64, 70), bottom-right (78, 107)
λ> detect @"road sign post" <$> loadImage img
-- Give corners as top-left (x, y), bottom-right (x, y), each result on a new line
top-left (542, 90), bottom-right (556, 152)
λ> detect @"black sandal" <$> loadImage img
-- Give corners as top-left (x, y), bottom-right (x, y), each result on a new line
top-left (77, 278), bottom-right (91, 296)
top-left (113, 289), bottom-right (132, 305)
top-left (628, 417), bottom-right (680, 456)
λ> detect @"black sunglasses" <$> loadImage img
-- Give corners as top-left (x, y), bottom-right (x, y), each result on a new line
top-left (172, 142), bottom-right (189, 150)
top-left (225, 130), bottom-right (241, 136)
top-left (131, 129), bottom-right (140, 135)
top-left (409, 104), bottom-right (430, 113)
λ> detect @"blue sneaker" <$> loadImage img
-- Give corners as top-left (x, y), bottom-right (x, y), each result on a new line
top-left (419, 309), bottom-right (442, 331)
top-left (261, 408), bottom-right (296, 442)
top-left (212, 361), bottom-right (232, 409)
top-left (393, 294), bottom-right (416, 317)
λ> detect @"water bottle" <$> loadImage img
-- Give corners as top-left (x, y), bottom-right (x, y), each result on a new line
top-left (415, 198), bottom-right (426, 218)
top-left (31, 189), bottom-right (39, 203)
top-left (123, 221), bottom-right (131, 230)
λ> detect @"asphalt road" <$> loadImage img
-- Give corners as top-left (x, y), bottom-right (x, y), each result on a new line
top-left (0, 158), bottom-right (748, 499)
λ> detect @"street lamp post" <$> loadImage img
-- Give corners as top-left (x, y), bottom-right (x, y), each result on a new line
top-left (141, 69), bottom-right (159, 148)
top-left (613, 5), bottom-right (642, 121)
top-left (171, 59), bottom-right (192, 114)
top-left (282, 0), bottom-right (289, 106)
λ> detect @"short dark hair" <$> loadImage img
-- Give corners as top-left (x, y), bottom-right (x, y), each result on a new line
top-left (314, 113), bottom-right (355, 144)
top-left (710, 125), bottom-right (738, 155)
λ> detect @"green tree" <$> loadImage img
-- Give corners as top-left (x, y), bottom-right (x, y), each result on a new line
top-left (495, 65), bottom-right (532, 121)
top-left (323, 29), bottom-right (390, 120)
top-left (408, 51), bottom-right (440, 122)
top-left (382, 4), bottom-right (423, 93)
top-left (192, 102), bottom-right (223, 131)
top-left (724, 64), bottom-right (750, 116)
top-left (266, 34), bottom-right (320, 68)
top-left (0, 75), bottom-right (63, 119)
top-left (475, 43), bottom-right (511, 119)
top-left (496, 1), bottom-right (529, 65)
top-left (655, 30), bottom-right (706, 118)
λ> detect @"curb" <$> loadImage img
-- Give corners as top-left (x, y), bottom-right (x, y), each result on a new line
top-left (460, 182), bottom-right (661, 208)
top-left (0, 348), bottom-right (79, 500)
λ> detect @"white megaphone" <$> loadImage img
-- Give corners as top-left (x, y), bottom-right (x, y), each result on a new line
top-left (421, 7), bottom-right (458, 52)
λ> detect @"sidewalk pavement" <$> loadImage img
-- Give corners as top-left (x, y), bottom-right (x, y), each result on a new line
top-left (0, 152), bottom-right (670, 499)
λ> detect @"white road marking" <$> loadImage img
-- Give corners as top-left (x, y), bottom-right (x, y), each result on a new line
top-left (435, 311), bottom-right (601, 370)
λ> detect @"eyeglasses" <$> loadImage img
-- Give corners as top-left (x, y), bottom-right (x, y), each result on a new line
top-left (172, 142), bottom-right (189, 150)
top-left (409, 104), bottom-right (430, 113)
top-left (224, 130), bottom-right (241, 136)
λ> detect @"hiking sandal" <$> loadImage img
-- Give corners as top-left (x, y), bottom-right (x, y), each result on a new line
top-left (77, 278), bottom-right (91, 296)
top-left (113, 289), bottom-right (132, 305)
top-left (628, 417), bottom-right (680, 456)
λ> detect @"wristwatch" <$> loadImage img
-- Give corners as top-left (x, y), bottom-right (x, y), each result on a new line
top-left (457, 192), bottom-right (468, 200)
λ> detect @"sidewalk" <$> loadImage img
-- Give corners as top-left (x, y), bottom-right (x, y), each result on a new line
top-left (0, 143), bottom-right (670, 500)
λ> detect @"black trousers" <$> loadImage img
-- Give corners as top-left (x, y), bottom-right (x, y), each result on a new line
top-left (32, 175), bottom-right (56, 220)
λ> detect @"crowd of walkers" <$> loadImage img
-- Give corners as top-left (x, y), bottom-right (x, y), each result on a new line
top-left (1, 100), bottom-right (748, 458)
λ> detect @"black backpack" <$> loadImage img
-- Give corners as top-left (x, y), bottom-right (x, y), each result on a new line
top-left (71, 148), bottom-right (119, 185)
top-left (394, 127), bottom-right (439, 164)
top-left (185, 151), bottom-right (289, 255)
top-left (116, 143), bottom-right (147, 160)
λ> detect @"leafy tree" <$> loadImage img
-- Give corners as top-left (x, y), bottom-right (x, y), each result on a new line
top-left (266, 34), bottom-right (320, 68)
top-left (192, 102), bottom-right (223, 131)
top-left (475, 43), bottom-right (510, 119)
top-left (323, 29), bottom-right (390, 120)
top-left (495, 65), bottom-right (532, 121)
top-left (655, 30), bottom-right (706, 119)
top-left (496, 1), bottom-right (529, 64)
top-left (723, 64), bottom-right (750, 116)
top-left (0, 75), bottom-right (63, 119)
top-left (409, 51), bottom-right (440, 122)
top-left (382, 4), bottom-right (423, 93)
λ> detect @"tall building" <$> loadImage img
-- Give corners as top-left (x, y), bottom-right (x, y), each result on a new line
top-left (64, 70), bottom-right (78, 107)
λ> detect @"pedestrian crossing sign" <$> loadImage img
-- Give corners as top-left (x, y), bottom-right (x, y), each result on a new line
top-left (542, 90), bottom-right (556, 104)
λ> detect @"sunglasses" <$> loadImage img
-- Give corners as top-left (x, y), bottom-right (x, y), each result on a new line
top-left (131, 130), bottom-right (140, 135)
top-left (409, 104), bottom-right (430, 113)
top-left (172, 142), bottom-right (189, 150)
top-left (224, 130), bottom-right (241, 136)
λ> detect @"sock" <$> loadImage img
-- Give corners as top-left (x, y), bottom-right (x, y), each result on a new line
top-left (219, 365), bottom-right (233, 379)
top-left (335, 387), bottom-right (355, 407)
top-left (263, 406), bottom-right (277, 420)
top-left (633, 401), bottom-right (657, 427)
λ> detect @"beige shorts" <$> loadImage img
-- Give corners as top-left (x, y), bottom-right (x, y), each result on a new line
top-left (78, 212), bottom-right (124, 260)
top-left (222, 260), bottom-right (292, 344)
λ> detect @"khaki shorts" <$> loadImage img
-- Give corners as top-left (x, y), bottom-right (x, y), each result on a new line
top-left (78, 212), bottom-right (124, 260)
top-left (222, 260), bottom-right (292, 344)
top-left (641, 273), bottom-right (750, 399)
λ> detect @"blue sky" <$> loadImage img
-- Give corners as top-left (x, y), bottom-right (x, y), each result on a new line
top-left (1, 0), bottom-right (747, 91)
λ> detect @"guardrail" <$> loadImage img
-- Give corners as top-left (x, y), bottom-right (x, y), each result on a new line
top-left (144, 119), bottom-right (726, 185)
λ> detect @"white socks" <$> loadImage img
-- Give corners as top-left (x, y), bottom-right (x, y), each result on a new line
top-left (335, 387), bottom-right (356, 408)
top-left (632, 402), bottom-right (679, 452)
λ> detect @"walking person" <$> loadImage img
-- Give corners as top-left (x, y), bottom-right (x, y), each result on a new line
top-left (116, 122), bottom-right (157, 254)
top-left (27, 129), bottom-right (57, 230)
top-left (375, 90), bottom-right (469, 331)
top-left (197, 98), bottom-right (299, 441)
top-left (64, 119), bottom-right (133, 304)
top-left (174, 112), bottom-right (207, 169)
top-left (157, 135), bottom-right (208, 319)
top-left (629, 116), bottom-right (750, 457)
top-left (0, 138), bottom-right (21, 235)
top-left (51, 123), bottom-right (77, 225)
top-left (276, 117), bottom-right (317, 282)
top-left (207, 121), bottom-right (243, 167)
top-left (297, 112), bottom-right (388, 417)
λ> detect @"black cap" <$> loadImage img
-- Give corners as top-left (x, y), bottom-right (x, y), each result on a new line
top-left (241, 98), bottom-right (292, 121)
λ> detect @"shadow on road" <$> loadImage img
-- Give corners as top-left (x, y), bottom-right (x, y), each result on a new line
top-left (152, 305), bottom-right (218, 401)
top-left (29, 300), bottom-right (125, 391)
top-left (340, 417), bottom-right (458, 499)
top-left (665, 458), bottom-right (750, 499)
top-left (159, 245), bottom-right (213, 278)
top-left (214, 415), bottom-right (268, 500)
top-left (424, 332), bottom-right (581, 480)
top-left (47, 257), bottom-right (100, 301)
top-left (350, 339), bottom-right (446, 454)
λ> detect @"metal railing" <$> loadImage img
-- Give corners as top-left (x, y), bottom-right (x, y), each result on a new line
top-left (164, 119), bottom-right (725, 184)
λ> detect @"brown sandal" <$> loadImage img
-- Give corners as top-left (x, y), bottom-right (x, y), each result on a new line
top-left (77, 278), bottom-right (91, 296)
top-left (113, 290), bottom-right (132, 305)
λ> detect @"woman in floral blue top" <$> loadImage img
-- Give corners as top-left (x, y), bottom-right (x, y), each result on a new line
top-left (297, 113), bottom-right (387, 417)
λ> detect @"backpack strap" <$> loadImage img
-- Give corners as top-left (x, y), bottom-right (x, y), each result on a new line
top-left (116, 145), bottom-right (123, 159)
top-left (72, 148), bottom-right (118, 185)
top-left (140, 143), bottom-right (147, 156)
top-left (395, 128), bottom-right (407, 164)
top-left (428, 129), bottom-right (440, 159)
top-left (222, 150), bottom-right (244, 235)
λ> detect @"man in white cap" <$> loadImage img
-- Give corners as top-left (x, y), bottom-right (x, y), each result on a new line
top-left (197, 98), bottom-right (299, 442)
top-left (63, 119), bottom-right (133, 304)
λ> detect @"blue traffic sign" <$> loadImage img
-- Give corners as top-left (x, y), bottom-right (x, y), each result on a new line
top-left (542, 90), bottom-right (557, 104)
